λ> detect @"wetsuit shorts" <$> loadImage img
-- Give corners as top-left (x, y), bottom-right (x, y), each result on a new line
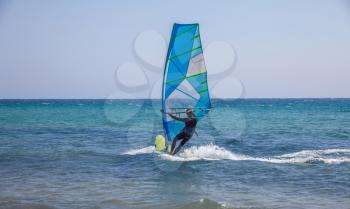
top-left (175, 129), bottom-right (194, 145)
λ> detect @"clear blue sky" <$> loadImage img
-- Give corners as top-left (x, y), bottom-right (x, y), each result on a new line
top-left (0, 0), bottom-right (349, 99)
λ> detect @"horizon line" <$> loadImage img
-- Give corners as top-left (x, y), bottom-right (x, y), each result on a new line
top-left (0, 97), bottom-right (350, 100)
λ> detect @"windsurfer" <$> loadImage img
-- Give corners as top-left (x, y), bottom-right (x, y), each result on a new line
top-left (167, 108), bottom-right (197, 155)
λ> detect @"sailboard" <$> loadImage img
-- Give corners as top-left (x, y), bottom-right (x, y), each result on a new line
top-left (158, 23), bottom-right (211, 151)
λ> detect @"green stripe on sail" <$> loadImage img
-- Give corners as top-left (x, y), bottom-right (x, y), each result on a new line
top-left (166, 76), bottom-right (184, 85)
top-left (169, 46), bottom-right (202, 60)
top-left (176, 25), bottom-right (197, 38)
top-left (200, 80), bottom-right (207, 84)
top-left (166, 72), bottom-right (207, 84)
top-left (191, 34), bottom-right (200, 40)
top-left (186, 71), bottom-right (206, 79)
top-left (198, 88), bottom-right (208, 94)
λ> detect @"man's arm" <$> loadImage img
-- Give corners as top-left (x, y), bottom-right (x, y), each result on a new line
top-left (167, 113), bottom-right (189, 122)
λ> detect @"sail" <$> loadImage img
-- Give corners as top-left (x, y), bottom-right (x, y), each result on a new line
top-left (161, 23), bottom-right (211, 142)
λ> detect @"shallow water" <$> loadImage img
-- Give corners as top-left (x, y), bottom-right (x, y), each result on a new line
top-left (0, 99), bottom-right (349, 209)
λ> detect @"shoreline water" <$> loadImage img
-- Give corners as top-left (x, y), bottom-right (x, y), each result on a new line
top-left (1, 99), bottom-right (349, 209)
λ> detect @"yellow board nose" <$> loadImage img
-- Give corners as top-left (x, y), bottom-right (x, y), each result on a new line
top-left (154, 135), bottom-right (166, 151)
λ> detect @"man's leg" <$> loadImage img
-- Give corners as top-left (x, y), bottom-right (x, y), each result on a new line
top-left (172, 137), bottom-right (190, 155)
top-left (170, 132), bottom-right (185, 153)
top-left (170, 137), bottom-right (179, 153)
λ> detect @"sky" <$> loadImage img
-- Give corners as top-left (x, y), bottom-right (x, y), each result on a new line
top-left (0, 0), bottom-right (349, 99)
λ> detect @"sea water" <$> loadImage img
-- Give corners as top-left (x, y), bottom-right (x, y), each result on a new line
top-left (0, 99), bottom-right (349, 209)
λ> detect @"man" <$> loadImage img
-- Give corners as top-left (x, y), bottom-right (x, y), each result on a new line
top-left (167, 108), bottom-right (197, 155)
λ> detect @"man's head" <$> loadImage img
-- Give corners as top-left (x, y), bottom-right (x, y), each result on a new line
top-left (186, 108), bottom-right (194, 117)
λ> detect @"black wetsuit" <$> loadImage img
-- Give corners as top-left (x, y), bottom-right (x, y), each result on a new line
top-left (170, 115), bottom-right (197, 155)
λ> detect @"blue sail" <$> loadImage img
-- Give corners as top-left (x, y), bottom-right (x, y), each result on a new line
top-left (162, 23), bottom-right (211, 142)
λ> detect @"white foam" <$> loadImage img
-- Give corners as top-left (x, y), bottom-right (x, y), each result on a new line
top-left (278, 148), bottom-right (350, 158)
top-left (268, 149), bottom-right (350, 164)
top-left (160, 144), bottom-right (253, 161)
top-left (123, 144), bottom-right (350, 164)
top-left (122, 146), bottom-right (155, 155)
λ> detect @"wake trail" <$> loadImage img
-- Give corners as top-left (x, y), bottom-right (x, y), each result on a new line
top-left (123, 144), bottom-right (350, 164)
top-left (122, 146), bottom-right (155, 155)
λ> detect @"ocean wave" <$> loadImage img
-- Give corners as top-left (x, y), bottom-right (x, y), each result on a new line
top-left (123, 144), bottom-right (350, 164)
top-left (171, 198), bottom-right (234, 209)
top-left (0, 197), bottom-right (55, 209)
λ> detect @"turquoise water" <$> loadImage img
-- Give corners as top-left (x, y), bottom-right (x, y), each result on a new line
top-left (0, 99), bottom-right (349, 209)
